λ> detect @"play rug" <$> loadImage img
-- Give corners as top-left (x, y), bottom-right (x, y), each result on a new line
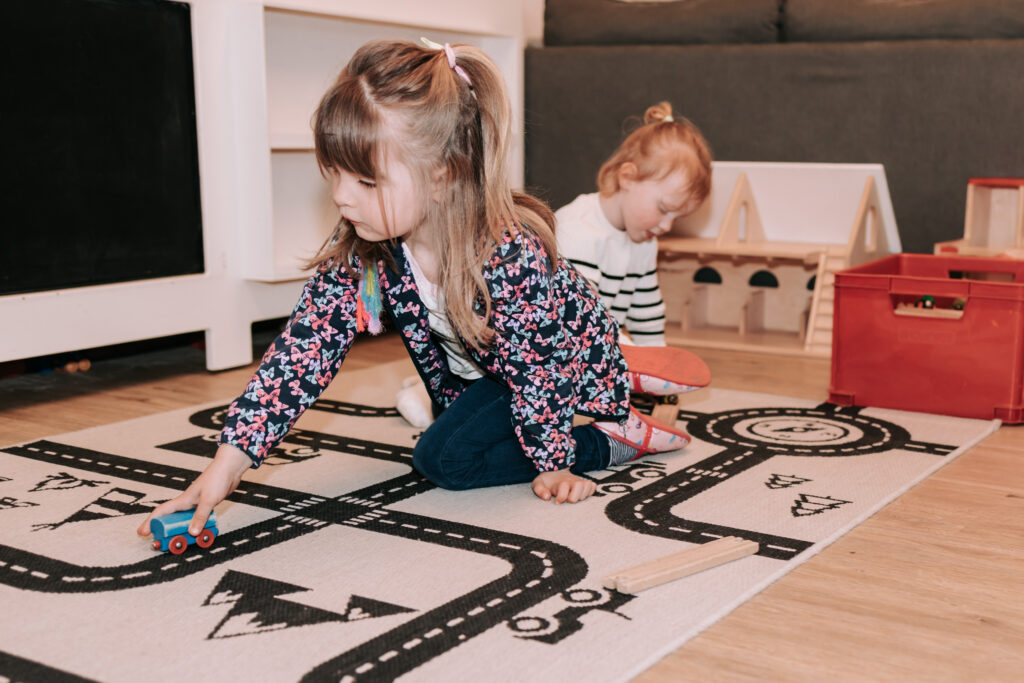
top-left (0, 361), bottom-right (999, 682)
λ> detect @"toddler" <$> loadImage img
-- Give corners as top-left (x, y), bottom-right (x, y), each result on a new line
top-left (556, 102), bottom-right (712, 346)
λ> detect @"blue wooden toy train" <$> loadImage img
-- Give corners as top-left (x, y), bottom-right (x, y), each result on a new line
top-left (150, 510), bottom-right (219, 555)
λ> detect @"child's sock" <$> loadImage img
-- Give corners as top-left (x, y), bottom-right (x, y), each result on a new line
top-left (396, 376), bottom-right (434, 428)
top-left (607, 435), bottom-right (640, 466)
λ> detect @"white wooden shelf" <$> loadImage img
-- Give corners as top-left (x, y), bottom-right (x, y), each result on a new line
top-left (270, 133), bottom-right (315, 151)
top-left (240, 2), bottom-right (525, 283)
top-left (0, 0), bottom-right (525, 370)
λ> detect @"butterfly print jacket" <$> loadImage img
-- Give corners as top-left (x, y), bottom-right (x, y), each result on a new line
top-left (219, 228), bottom-right (631, 473)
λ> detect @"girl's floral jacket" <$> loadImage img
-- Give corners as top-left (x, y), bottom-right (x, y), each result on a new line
top-left (219, 228), bottom-right (631, 473)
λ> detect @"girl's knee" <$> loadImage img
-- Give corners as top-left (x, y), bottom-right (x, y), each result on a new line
top-left (412, 439), bottom-right (472, 490)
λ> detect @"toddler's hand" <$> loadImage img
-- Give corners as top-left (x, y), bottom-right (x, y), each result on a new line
top-left (136, 444), bottom-right (252, 537)
top-left (531, 470), bottom-right (596, 504)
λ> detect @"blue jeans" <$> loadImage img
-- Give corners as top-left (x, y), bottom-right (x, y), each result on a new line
top-left (412, 376), bottom-right (611, 490)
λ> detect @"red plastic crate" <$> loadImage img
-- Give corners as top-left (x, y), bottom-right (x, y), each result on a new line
top-left (829, 254), bottom-right (1024, 422)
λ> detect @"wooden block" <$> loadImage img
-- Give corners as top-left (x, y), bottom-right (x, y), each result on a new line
top-left (604, 536), bottom-right (759, 594)
top-left (613, 536), bottom-right (745, 586)
top-left (651, 401), bottom-right (680, 424)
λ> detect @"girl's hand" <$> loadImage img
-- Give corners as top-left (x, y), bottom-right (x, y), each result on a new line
top-left (531, 470), bottom-right (597, 504)
top-left (136, 444), bottom-right (252, 538)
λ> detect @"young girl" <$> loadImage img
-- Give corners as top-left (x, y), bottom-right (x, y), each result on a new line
top-left (138, 39), bottom-right (699, 541)
top-left (556, 102), bottom-right (713, 347)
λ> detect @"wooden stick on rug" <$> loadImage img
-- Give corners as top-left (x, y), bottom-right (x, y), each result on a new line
top-left (604, 536), bottom-right (760, 594)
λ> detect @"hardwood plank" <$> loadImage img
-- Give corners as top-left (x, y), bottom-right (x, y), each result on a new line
top-left (0, 334), bottom-right (408, 444)
top-left (634, 348), bottom-right (1024, 681)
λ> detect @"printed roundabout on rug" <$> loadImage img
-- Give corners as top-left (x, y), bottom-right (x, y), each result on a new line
top-left (0, 360), bottom-right (999, 682)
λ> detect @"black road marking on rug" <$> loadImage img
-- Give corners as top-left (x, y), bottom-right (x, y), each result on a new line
top-left (311, 399), bottom-right (402, 418)
top-left (898, 440), bottom-right (957, 456)
top-left (297, 512), bottom-right (589, 682)
top-left (186, 404), bottom-right (414, 465)
top-left (1, 446), bottom-right (592, 680)
top-left (606, 447), bottom-right (814, 560)
top-left (0, 514), bottom-right (322, 592)
top-left (677, 403), bottom-right (953, 456)
top-left (187, 402), bottom-right (399, 431)
top-left (160, 433), bottom-right (327, 466)
top-left (1, 443), bottom-right (589, 680)
top-left (0, 400), bottom-right (969, 681)
top-left (0, 648), bottom-right (100, 683)
top-left (605, 404), bottom-right (961, 560)
top-left (685, 405), bottom-right (911, 455)
top-left (580, 460), bottom-right (667, 497)
top-left (159, 428), bottom-right (413, 465)
top-left (3, 440), bottom-right (324, 513)
top-left (815, 402), bottom-right (866, 415)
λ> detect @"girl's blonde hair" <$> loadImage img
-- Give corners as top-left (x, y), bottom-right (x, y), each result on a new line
top-left (597, 102), bottom-right (712, 206)
top-left (311, 39), bottom-right (555, 350)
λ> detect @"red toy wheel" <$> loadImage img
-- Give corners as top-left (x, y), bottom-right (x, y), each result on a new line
top-left (196, 528), bottom-right (215, 548)
top-left (152, 540), bottom-right (161, 551)
top-left (168, 535), bottom-right (189, 555)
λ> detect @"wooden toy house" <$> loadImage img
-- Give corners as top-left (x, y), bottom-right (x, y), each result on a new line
top-left (657, 162), bottom-right (900, 358)
top-left (934, 178), bottom-right (1024, 258)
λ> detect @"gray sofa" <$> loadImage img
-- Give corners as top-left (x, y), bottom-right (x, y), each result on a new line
top-left (525, 0), bottom-right (1024, 254)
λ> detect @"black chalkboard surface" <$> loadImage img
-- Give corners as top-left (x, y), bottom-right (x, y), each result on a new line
top-left (1, 0), bottom-right (204, 295)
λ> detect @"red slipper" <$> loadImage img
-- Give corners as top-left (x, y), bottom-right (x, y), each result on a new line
top-left (621, 345), bottom-right (711, 395)
top-left (592, 407), bottom-right (691, 458)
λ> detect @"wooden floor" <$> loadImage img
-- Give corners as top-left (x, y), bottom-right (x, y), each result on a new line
top-left (1, 334), bottom-right (1021, 681)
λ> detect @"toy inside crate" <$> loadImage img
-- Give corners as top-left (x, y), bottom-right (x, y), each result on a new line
top-left (658, 162), bottom-right (900, 358)
top-left (829, 253), bottom-right (1024, 423)
top-left (934, 177), bottom-right (1024, 257)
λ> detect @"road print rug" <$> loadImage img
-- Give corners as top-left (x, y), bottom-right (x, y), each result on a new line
top-left (0, 361), bottom-right (999, 682)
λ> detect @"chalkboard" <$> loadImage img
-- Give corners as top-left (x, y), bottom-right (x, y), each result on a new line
top-left (0, 0), bottom-right (204, 295)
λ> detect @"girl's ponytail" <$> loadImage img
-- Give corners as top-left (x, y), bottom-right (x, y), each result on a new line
top-left (643, 101), bottom-right (676, 125)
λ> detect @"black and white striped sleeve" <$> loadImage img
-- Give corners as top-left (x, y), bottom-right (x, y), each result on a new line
top-left (624, 267), bottom-right (666, 346)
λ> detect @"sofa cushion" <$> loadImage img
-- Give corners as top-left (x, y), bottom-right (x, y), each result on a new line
top-left (786, 0), bottom-right (1024, 42)
top-left (544, 0), bottom-right (781, 46)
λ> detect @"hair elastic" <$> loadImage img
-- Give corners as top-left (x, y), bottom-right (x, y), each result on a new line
top-left (663, 114), bottom-right (674, 122)
top-left (420, 36), bottom-right (472, 88)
